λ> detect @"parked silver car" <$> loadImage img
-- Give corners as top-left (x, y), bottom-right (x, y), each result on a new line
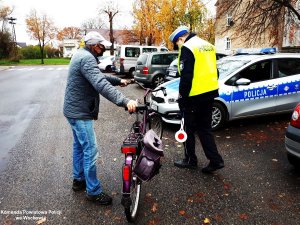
top-left (150, 53), bottom-right (300, 130)
top-left (115, 45), bottom-right (168, 77)
top-left (134, 51), bottom-right (178, 87)
top-left (285, 103), bottom-right (300, 169)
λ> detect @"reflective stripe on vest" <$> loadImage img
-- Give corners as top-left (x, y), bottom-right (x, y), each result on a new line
top-left (178, 36), bottom-right (218, 97)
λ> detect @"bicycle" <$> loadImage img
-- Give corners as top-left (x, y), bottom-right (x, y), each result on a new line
top-left (121, 81), bottom-right (166, 222)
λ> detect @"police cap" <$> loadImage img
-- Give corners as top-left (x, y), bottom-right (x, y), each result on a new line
top-left (169, 26), bottom-right (189, 43)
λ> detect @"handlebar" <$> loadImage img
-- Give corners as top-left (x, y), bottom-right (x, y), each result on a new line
top-left (129, 79), bottom-right (167, 96)
top-left (125, 104), bottom-right (148, 112)
top-left (124, 79), bottom-right (167, 113)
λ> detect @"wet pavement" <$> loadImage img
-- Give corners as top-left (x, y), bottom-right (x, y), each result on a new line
top-left (0, 67), bottom-right (299, 225)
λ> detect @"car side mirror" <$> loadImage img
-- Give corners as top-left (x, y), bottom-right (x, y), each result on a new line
top-left (236, 78), bottom-right (251, 85)
top-left (137, 61), bottom-right (143, 65)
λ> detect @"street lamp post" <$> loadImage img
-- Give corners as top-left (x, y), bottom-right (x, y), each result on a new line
top-left (8, 17), bottom-right (18, 61)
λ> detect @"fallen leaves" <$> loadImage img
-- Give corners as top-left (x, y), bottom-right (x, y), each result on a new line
top-left (239, 213), bottom-right (249, 220)
top-left (223, 182), bottom-right (231, 190)
top-left (179, 210), bottom-right (186, 216)
top-left (151, 203), bottom-right (158, 213)
top-left (203, 218), bottom-right (211, 224)
top-left (148, 217), bottom-right (160, 225)
top-left (187, 192), bottom-right (206, 204)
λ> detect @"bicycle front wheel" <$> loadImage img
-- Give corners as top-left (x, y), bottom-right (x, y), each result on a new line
top-left (124, 174), bottom-right (142, 222)
top-left (147, 113), bottom-right (163, 139)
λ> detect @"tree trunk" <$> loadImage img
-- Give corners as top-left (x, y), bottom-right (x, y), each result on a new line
top-left (109, 12), bottom-right (114, 55)
top-left (39, 44), bottom-right (44, 64)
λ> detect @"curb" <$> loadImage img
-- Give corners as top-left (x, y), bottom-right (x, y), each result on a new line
top-left (0, 66), bottom-right (15, 71)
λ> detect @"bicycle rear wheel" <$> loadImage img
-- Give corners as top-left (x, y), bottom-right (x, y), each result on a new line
top-left (147, 113), bottom-right (163, 139)
top-left (124, 174), bottom-right (142, 222)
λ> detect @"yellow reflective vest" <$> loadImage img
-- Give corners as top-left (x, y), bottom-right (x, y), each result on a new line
top-left (178, 36), bottom-right (218, 97)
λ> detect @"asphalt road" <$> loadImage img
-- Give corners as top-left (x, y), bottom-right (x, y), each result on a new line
top-left (0, 66), bottom-right (299, 225)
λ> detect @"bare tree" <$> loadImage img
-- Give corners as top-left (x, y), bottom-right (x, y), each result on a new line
top-left (0, 2), bottom-right (15, 59)
top-left (218, 0), bottom-right (300, 46)
top-left (0, 2), bottom-right (13, 32)
top-left (99, 0), bottom-right (119, 55)
top-left (118, 28), bottom-right (139, 44)
top-left (57, 27), bottom-right (82, 41)
top-left (26, 9), bottom-right (57, 64)
top-left (81, 17), bottom-right (105, 30)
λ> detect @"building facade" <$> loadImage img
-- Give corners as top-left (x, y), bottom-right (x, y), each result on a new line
top-left (215, 0), bottom-right (300, 54)
top-left (62, 39), bottom-right (80, 58)
top-left (282, 0), bottom-right (300, 51)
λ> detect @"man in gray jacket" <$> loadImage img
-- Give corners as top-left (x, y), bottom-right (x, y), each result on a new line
top-left (63, 31), bottom-right (137, 205)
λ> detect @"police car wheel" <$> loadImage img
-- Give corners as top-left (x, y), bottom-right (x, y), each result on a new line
top-left (211, 102), bottom-right (227, 131)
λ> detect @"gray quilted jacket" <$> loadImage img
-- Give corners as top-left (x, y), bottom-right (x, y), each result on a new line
top-left (63, 47), bottom-right (129, 120)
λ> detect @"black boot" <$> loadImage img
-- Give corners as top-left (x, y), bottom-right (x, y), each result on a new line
top-left (86, 192), bottom-right (113, 205)
top-left (202, 162), bottom-right (224, 174)
top-left (174, 159), bottom-right (197, 169)
top-left (72, 179), bottom-right (86, 191)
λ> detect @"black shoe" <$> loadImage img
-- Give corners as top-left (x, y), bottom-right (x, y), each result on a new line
top-left (174, 159), bottom-right (197, 169)
top-left (72, 179), bottom-right (86, 191)
top-left (86, 192), bottom-right (113, 205)
top-left (202, 162), bottom-right (224, 174)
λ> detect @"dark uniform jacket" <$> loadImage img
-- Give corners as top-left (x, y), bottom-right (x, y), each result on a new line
top-left (178, 33), bottom-right (219, 111)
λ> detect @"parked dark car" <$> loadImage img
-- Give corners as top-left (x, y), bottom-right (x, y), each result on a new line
top-left (285, 103), bottom-right (300, 169)
top-left (134, 51), bottom-right (178, 87)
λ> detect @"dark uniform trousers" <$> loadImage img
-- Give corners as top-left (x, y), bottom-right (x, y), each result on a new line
top-left (182, 99), bottom-right (223, 165)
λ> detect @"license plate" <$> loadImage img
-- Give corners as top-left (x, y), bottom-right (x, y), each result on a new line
top-left (169, 71), bottom-right (177, 77)
top-left (136, 70), bottom-right (140, 73)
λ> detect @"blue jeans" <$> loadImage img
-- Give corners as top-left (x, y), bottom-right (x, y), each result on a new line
top-left (67, 118), bottom-right (102, 195)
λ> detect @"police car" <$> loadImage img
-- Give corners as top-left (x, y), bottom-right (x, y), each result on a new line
top-left (150, 50), bottom-right (300, 130)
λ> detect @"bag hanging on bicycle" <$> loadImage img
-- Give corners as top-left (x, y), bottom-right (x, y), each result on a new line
top-left (133, 129), bottom-right (164, 182)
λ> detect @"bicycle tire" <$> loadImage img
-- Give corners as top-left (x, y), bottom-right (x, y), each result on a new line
top-left (147, 113), bottom-right (163, 139)
top-left (124, 174), bottom-right (142, 222)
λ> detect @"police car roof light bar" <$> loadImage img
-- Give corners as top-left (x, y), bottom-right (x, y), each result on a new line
top-left (235, 48), bottom-right (277, 55)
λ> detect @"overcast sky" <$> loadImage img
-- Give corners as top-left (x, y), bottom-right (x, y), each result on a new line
top-left (2, 0), bottom-right (216, 44)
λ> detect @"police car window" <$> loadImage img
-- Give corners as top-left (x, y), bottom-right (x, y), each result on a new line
top-left (277, 58), bottom-right (300, 77)
top-left (238, 60), bottom-right (271, 82)
top-left (125, 47), bottom-right (140, 57)
top-left (217, 59), bottom-right (250, 79)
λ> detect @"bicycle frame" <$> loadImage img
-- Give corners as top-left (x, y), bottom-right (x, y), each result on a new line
top-left (121, 82), bottom-right (166, 221)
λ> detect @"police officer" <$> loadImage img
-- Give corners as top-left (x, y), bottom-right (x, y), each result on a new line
top-left (169, 26), bottom-right (224, 173)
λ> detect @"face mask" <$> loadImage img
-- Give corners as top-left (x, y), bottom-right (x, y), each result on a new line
top-left (94, 44), bottom-right (106, 57)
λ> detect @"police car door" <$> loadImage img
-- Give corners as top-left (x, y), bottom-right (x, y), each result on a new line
top-left (275, 58), bottom-right (300, 112)
top-left (229, 60), bottom-right (277, 118)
